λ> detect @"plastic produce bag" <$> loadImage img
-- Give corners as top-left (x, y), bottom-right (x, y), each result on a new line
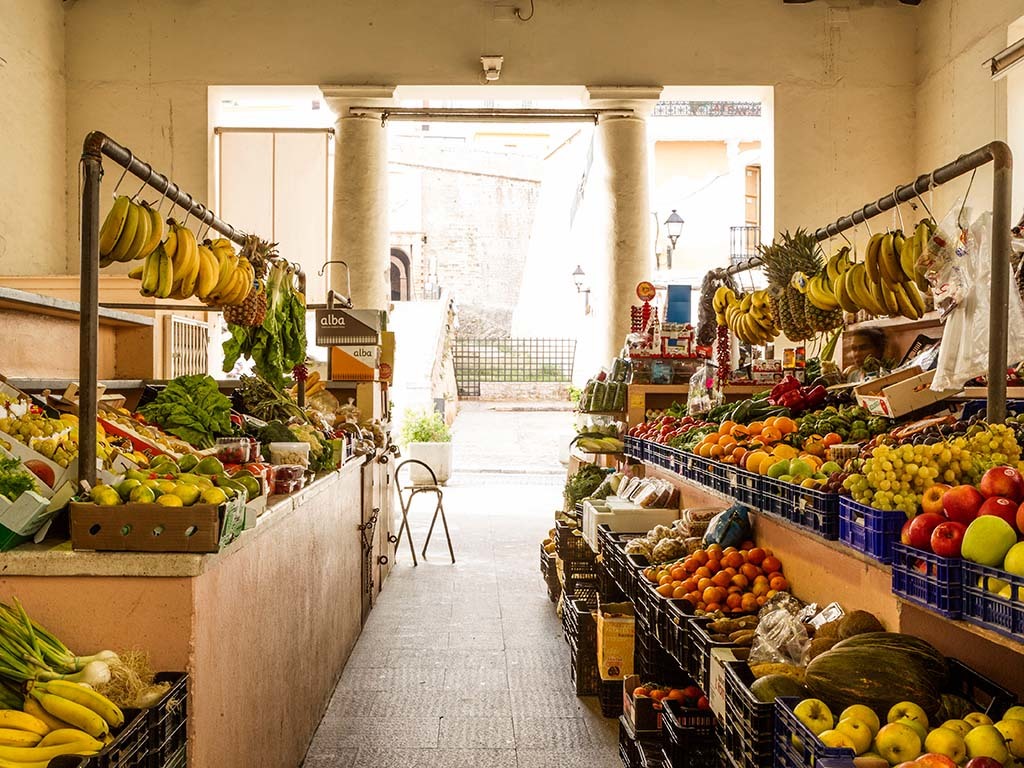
top-left (686, 363), bottom-right (722, 416)
top-left (702, 504), bottom-right (751, 549)
top-left (748, 594), bottom-right (811, 666)
top-left (932, 210), bottom-right (1024, 391)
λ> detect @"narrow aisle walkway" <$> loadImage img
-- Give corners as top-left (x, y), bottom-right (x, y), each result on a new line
top-left (303, 473), bottom-right (619, 768)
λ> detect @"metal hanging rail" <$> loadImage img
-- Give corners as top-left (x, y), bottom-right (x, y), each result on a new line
top-left (711, 140), bottom-right (1013, 421)
top-left (78, 131), bottom-right (306, 484)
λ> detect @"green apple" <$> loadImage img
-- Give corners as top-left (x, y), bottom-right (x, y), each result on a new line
top-left (178, 454), bottom-right (199, 472)
top-left (965, 712), bottom-right (994, 728)
top-left (200, 487), bottom-right (228, 506)
top-left (873, 722), bottom-right (922, 766)
top-left (129, 485), bottom-right (156, 504)
top-left (115, 478), bottom-right (141, 500)
top-left (940, 719), bottom-right (972, 738)
top-left (965, 724), bottom-right (1010, 764)
top-left (962, 516), bottom-right (1018, 567)
top-left (996, 719), bottom-right (1024, 759)
top-left (1004, 542), bottom-right (1024, 577)
top-left (819, 729), bottom-right (857, 751)
top-left (841, 705), bottom-right (881, 735)
top-left (889, 701), bottom-right (929, 729)
top-left (195, 456), bottom-right (225, 475)
top-left (1003, 706), bottom-right (1024, 722)
top-left (836, 718), bottom-right (874, 754)
top-left (821, 461), bottom-right (842, 474)
top-left (767, 459), bottom-right (790, 479)
top-left (156, 480), bottom-right (178, 495)
top-left (172, 483), bottom-right (201, 506)
top-left (789, 459), bottom-right (813, 478)
top-left (895, 717), bottom-right (928, 744)
top-left (924, 726), bottom-right (967, 764)
top-left (794, 698), bottom-right (834, 735)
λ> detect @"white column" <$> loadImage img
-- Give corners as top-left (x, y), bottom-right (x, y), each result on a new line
top-left (587, 86), bottom-right (663, 364)
top-left (320, 86), bottom-right (395, 310)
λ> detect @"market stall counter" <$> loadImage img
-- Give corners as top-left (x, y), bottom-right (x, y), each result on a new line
top-left (0, 465), bottom-right (364, 768)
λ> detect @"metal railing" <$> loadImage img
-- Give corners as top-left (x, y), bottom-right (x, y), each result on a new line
top-left (729, 225), bottom-right (760, 265)
top-left (454, 337), bottom-right (577, 397)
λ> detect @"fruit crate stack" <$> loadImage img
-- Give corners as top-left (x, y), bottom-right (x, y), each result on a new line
top-left (662, 599), bottom-right (694, 672)
top-left (618, 714), bottom-right (665, 768)
top-left (721, 660), bottom-right (774, 768)
top-left (597, 525), bottom-right (637, 600)
top-left (662, 698), bottom-right (720, 768)
top-left (686, 617), bottom-right (747, 693)
top-left (555, 520), bottom-right (599, 600)
top-left (962, 560), bottom-right (1024, 638)
top-left (838, 497), bottom-right (905, 563)
top-left (890, 542), bottom-right (963, 618)
top-left (778, 482), bottom-right (840, 540)
top-left (563, 597), bottom-right (600, 696)
top-left (540, 541), bottom-right (561, 603)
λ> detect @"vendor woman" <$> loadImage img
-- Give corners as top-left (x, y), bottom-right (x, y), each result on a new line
top-left (844, 327), bottom-right (888, 383)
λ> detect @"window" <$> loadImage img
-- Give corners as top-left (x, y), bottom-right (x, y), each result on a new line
top-left (745, 165), bottom-right (761, 227)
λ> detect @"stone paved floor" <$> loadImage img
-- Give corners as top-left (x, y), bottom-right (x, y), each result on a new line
top-left (451, 401), bottom-right (573, 474)
top-left (302, 472), bottom-right (619, 767)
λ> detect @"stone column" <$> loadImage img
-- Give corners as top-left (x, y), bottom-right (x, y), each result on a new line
top-left (586, 86), bottom-right (663, 364)
top-left (320, 86), bottom-right (395, 310)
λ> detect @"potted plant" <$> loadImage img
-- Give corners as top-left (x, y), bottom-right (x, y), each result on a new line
top-left (399, 407), bottom-right (453, 485)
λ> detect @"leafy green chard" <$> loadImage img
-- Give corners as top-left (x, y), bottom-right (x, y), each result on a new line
top-left (223, 262), bottom-right (307, 390)
top-left (0, 455), bottom-right (36, 502)
top-left (138, 375), bottom-right (233, 449)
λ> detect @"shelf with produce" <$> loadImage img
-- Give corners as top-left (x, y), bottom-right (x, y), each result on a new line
top-left (626, 383), bottom-right (767, 427)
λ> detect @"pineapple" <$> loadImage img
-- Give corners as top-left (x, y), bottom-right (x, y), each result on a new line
top-left (758, 230), bottom-right (833, 339)
top-left (224, 236), bottom-right (276, 327)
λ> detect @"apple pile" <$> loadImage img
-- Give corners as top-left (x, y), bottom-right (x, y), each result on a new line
top-left (792, 697), bottom-right (1024, 767)
top-left (632, 682), bottom-right (708, 710)
top-left (628, 415), bottom-right (715, 445)
top-left (641, 543), bottom-right (787, 614)
top-left (901, 467), bottom-right (1024, 570)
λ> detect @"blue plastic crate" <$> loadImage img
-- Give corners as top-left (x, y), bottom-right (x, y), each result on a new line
top-left (891, 542), bottom-right (963, 618)
top-left (756, 476), bottom-right (786, 518)
top-left (962, 560), bottom-right (1024, 641)
top-left (962, 398), bottom-right (1024, 420)
top-left (623, 436), bottom-right (638, 460)
top-left (839, 497), bottom-right (905, 562)
top-left (774, 697), bottom-right (856, 768)
top-left (777, 483), bottom-right (840, 539)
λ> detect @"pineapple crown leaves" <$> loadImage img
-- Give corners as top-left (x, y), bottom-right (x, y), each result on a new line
top-left (757, 228), bottom-right (825, 292)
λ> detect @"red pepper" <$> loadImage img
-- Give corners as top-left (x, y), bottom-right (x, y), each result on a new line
top-left (770, 375), bottom-right (802, 402)
top-left (803, 384), bottom-right (828, 409)
top-left (778, 389), bottom-right (807, 411)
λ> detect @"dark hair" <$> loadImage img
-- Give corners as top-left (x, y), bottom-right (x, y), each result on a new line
top-left (851, 327), bottom-right (887, 355)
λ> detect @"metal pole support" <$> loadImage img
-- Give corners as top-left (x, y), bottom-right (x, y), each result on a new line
top-left (78, 151), bottom-right (102, 486)
top-left (989, 141), bottom-right (1013, 422)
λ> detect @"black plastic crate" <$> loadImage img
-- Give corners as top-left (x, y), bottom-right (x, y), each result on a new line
top-left (619, 714), bottom-right (664, 768)
top-left (774, 696), bottom-right (855, 767)
top-left (839, 497), bottom-right (904, 563)
top-left (149, 672), bottom-right (187, 768)
top-left (563, 557), bottom-right (601, 601)
top-left (662, 699), bottom-right (718, 768)
top-left (556, 519), bottom-right (596, 563)
top-left (633, 578), bottom-right (664, 641)
top-left (945, 657), bottom-right (1017, 718)
top-left (567, 599), bottom-right (600, 696)
top-left (757, 476), bottom-right (786, 518)
top-left (722, 659), bottom-right (774, 768)
top-left (780, 482), bottom-right (840, 540)
top-left (600, 677), bottom-right (624, 718)
top-left (891, 542), bottom-right (963, 618)
top-left (662, 598), bottom-right (694, 671)
top-left (687, 617), bottom-right (743, 692)
top-left (48, 707), bottom-right (150, 768)
top-left (962, 560), bottom-right (1024, 641)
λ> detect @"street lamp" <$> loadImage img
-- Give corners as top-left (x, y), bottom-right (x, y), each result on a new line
top-left (572, 265), bottom-right (591, 314)
top-left (664, 209), bottom-right (684, 269)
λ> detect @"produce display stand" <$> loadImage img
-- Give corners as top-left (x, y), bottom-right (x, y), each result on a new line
top-left (625, 383), bottom-right (766, 427)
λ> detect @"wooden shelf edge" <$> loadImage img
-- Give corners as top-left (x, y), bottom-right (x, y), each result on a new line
top-left (844, 311), bottom-right (942, 333)
top-left (897, 598), bottom-right (1023, 654)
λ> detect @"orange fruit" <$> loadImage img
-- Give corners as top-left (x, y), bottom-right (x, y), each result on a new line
top-left (760, 426), bottom-right (782, 443)
top-left (712, 571), bottom-right (732, 588)
top-left (822, 432), bottom-right (843, 447)
top-left (670, 566), bottom-right (686, 581)
top-left (762, 555), bottom-right (782, 573)
top-left (730, 424), bottom-right (750, 439)
top-left (770, 576), bottom-right (789, 591)
top-left (657, 584), bottom-right (674, 597)
top-left (719, 435), bottom-right (737, 449)
top-left (672, 586), bottom-right (688, 599)
top-left (718, 420), bottom-right (737, 436)
top-left (659, 574), bottom-right (673, 586)
top-left (774, 416), bottom-right (798, 435)
top-left (746, 421), bottom-right (765, 436)
top-left (710, 445), bottom-right (725, 458)
top-left (763, 416), bottom-right (778, 429)
top-left (699, 443), bottom-right (714, 458)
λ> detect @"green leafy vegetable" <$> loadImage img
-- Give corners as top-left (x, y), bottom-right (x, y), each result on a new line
top-left (138, 375), bottom-right (234, 449)
top-left (0, 455), bottom-right (36, 502)
top-left (223, 263), bottom-right (307, 390)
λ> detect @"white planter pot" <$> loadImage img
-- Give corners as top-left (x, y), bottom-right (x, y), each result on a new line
top-left (406, 442), bottom-right (453, 485)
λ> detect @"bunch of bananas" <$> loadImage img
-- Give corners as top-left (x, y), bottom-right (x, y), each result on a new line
top-left (288, 370), bottom-right (325, 401)
top-left (828, 221), bottom-right (932, 320)
top-left (129, 225), bottom-right (254, 305)
top-left (713, 287), bottom-right (779, 345)
top-left (98, 196), bottom-right (163, 266)
top-left (802, 246), bottom-right (849, 313)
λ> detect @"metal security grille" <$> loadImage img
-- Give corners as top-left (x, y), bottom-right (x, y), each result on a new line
top-left (730, 225), bottom-right (761, 266)
top-left (165, 316), bottom-right (211, 377)
top-left (454, 338), bottom-right (577, 397)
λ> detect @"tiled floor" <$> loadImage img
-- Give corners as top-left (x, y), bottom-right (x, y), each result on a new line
top-left (302, 473), bottom-right (619, 767)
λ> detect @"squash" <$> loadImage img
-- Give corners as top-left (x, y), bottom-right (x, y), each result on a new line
top-left (804, 645), bottom-right (944, 717)
top-left (831, 632), bottom-right (948, 681)
top-left (750, 674), bottom-right (809, 703)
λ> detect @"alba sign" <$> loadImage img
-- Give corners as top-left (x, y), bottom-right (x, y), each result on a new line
top-left (314, 309), bottom-right (383, 347)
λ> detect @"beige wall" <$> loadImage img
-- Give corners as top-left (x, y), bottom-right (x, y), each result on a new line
top-left (59, 0), bottom-right (920, 275)
top-left (0, 1), bottom-right (66, 275)
top-left (915, 0), bottom-right (1024, 216)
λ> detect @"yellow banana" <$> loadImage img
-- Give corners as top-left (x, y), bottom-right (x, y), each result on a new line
top-left (0, 729), bottom-right (39, 748)
top-left (807, 275), bottom-right (839, 311)
top-left (140, 250), bottom-right (161, 297)
top-left (0, 741), bottom-right (101, 762)
top-left (120, 201), bottom-right (150, 262)
top-left (138, 204), bottom-right (164, 260)
top-left (107, 201), bottom-right (140, 262)
top-left (0, 712), bottom-right (48, 738)
top-left (35, 682), bottom-right (123, 729)
top-left (904, 279), bottom-right (927, 317)
top-left (99, 196), bottom-right (131, 256)
top-left (210, 256), bottom-right (239, 301)
top-left (874, 277), bottom-right (898, 315)
top-left (834, 268), bottom-right (859, 313)
top-left (196, 245), bottom-right (219, 299)
top-left (712, 286), bottom-right (733, 313)
top-left (891, 281), bottom-right (920, 320)
top-left (22, 699), bottom-right (68, 733)
top-left (127, 263), bottom-right (144, 280)
top-left (27, 691), bottom-right (107, 739)
top-left (37, 729), bottom-right (101, 749)
top-left (163, 223), bottom-right (178, 262)
top-left (879, 232), bottom-right (904, 285)
top-left (156, 246), bottom-right (174, 299)
top-left (900, 227), bottom-right (920, 282)
top-left (851, 264), bottom-right (886, 315)
top-left (864, 233), bottom-right (884, 284)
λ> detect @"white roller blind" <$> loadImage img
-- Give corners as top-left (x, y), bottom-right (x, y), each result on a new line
top-left (216, 128), bottom-right (332, 304)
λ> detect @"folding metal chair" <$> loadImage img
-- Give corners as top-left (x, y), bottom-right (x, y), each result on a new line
top-left (393, 459), bottom-right (455, 566)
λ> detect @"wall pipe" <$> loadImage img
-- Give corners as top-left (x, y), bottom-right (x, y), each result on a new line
top-left (711, 141), bottom-right (1013, 421)
top-left (79, 131), bottom-right (305, 484)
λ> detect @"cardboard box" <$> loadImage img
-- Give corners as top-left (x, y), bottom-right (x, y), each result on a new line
top-left (597, 600), bottom-right (635, 681)
top-left (379, 331), bottom-right (395, 384)
top-left (708, 647), bottom-right (745, 719)
top-left (751, 359), bottom-right (784, 384)
top-left (622, 674), bottom-right (662, 733)
top-left (70, 495), bottom-right (246, 553)
top-left (0, 490), bottom-right (58, 551)
top-left (329, 346), bottom-right (380, 382)
top-left (314, 308), bottom-right (383, 346)
top-left (854, 367), bottom-right (962, 418)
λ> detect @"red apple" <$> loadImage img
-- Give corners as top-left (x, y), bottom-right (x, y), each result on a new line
top-left (930, 521), bottom-right (968, 558)
top-left (907, 512), bottom-right (947, 552)
top-left (980, 465), bottom-right (1024, 502)
top-left (22, 459), bottom-right (55, 488)
top-left (1017, 500), bottom-right (1024, 537)
top-left (943, 485), bottom-right (985, 524)
top-left (917, 755), bottom-right (958, 768)
top-left (978, 496), bottom-right (1019, 529)
top-left (901, 518), bottom-right (915, 546)
top-left (921, 484), bottom-right (952, 515)
top-left (964, 759), bottom-right (1004, 768)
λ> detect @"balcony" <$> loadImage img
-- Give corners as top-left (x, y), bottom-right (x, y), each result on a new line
top-left (730, 225), bottom-right (760, 266)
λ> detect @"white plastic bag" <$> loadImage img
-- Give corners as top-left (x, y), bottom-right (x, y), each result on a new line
top-left (932, 210), bottom-right (1024, 391)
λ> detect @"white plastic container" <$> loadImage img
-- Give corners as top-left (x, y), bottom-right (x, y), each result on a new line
top-left (268, 442), bottom-right (310, 467)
